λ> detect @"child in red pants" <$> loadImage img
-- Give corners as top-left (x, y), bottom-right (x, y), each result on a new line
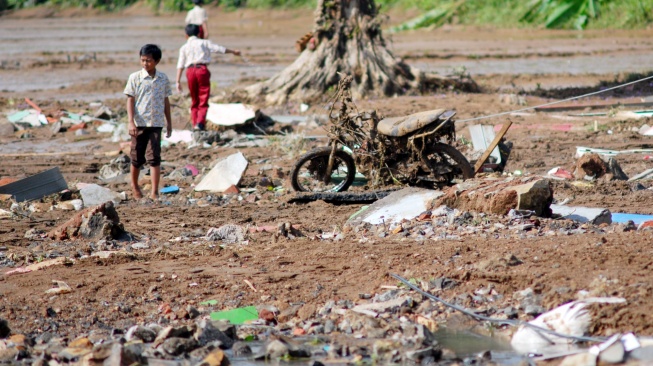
top-left (175, 24), bottom-right (241, 130)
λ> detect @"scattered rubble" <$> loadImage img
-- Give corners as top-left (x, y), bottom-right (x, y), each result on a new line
top-left (47, 201), bottom-right (126, 240)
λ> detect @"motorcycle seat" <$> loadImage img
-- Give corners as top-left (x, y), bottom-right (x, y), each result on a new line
top-left (376, 109), bottom-right (453, 137)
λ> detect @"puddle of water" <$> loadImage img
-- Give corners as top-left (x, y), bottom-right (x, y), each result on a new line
top-left (218, 327), bottom-right (526, 365)
top-left (433, 327), bottom-right (524, 365)
top-left (0, 138), bottom-right (98, 154)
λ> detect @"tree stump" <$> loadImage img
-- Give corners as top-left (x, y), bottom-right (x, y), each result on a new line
top-left (241, 0), bottom-right (478, 105)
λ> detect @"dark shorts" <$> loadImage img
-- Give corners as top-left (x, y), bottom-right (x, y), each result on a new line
top-left (130, 127), bottom-right (162, 168)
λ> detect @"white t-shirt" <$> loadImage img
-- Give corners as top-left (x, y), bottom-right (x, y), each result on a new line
top-left (185, 5), bottom-right (208, 25)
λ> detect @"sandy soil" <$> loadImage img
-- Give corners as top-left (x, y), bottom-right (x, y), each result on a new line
top-left (1, 6), bottom-right (653, 361)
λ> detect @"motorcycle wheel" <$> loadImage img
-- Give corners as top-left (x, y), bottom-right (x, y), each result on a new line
top-left (290, 147), bottom-right (357, 192)
top-left (421, 143), bottom-right (474, 187)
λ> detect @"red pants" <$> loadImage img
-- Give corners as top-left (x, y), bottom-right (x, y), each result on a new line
top-left (186, 65), bottom-right (211, 127)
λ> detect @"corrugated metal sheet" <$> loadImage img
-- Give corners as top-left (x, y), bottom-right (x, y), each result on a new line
top-left (0, 167), bottom-right (68, 202)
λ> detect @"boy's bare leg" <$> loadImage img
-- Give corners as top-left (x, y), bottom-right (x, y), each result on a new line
top-left (150, 166), bottom-right (161, 200)
top-left (130, 165), bottom-right (143, 200)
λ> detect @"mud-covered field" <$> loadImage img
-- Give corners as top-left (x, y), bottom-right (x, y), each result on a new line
top-left (1, 6), bottom-right (653, 365)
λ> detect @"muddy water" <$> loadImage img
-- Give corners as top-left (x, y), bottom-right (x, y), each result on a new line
top-left (2, 15), bottom-right (653, 97)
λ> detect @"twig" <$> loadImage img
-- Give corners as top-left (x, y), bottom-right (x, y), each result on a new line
top-left (244, 279), bottom-right (257, 292)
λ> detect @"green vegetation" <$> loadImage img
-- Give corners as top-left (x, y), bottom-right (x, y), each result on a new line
top-left (2, 0), bottom-right (652, 30)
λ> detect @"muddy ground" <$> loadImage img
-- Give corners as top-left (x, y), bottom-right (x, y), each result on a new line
top-left (1, 6), bottom-right (653, 363)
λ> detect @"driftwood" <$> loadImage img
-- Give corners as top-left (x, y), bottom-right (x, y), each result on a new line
top-left (240, 0), bottom-right (477, 105)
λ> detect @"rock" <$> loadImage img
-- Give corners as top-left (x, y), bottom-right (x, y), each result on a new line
top-left (200, 348), bottom-right (230, 366)
top-left (352, 296), bottom-right (413, 316)
top-left (125, 325), bottom-right (157, 343)
top-left (206, 225), bottom-right (246, 244)
top-left (433, 178), bottom-right (553, 217)
top-left (575, 153), bottom-right (607, 180)
top-left (430, 277), bottom-right (458, 290)
top-left (324, 320), bottom-right (335, 334)
top-left (80, 184), bottom-right (123, 207)
top-left (606, 158), bottom-right (628, 180)
top-left (405, 347), bottom-right (437, 362)
top-left (232, 342), bottom-right (252, 357)
top-left (194, 319), bottom-right (234, 349)
top-left (0, 319), bottom-right (10, 338)
top-left (265, 340), bottom-right (289, 359)
top-left (524, 304), bottom-right (546, 316)
top-left (297, 304), bottom-right (317, 321)
top-left (416, 324), bottom-right (437, 346)
top-left (47, 201), bottom-right (125, 241)
top-left (187, 306), bottom-right (200, 319)
top-left (162, 337), bottom-right (198, 356)
top-left (122, 342), bottom-right (146, 365)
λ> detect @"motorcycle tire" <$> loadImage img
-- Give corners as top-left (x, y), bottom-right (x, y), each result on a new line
top-left (422, 143), bottom-right (474, 186)
top-left (290, 147), bottom-right (357, 192)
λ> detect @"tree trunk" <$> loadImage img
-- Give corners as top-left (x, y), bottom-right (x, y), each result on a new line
top-left (240, 0), bottom-right (477, 105)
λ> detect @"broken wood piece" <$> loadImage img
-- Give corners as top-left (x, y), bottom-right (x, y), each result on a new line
top-left (474, 120), bottom-right (512, 174)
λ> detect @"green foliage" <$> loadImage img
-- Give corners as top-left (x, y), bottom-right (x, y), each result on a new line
top-left (389, 0), bottom-right (465, 32)
top-left (521, 0), bottom-right (600, 29)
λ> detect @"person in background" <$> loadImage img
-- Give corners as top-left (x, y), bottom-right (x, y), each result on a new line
top-left (185, 0), bottom-right (209, 39)
top-left (176, 24), bottom-right (241, 131)
top-left (124, 44), bottom-right (172, 201)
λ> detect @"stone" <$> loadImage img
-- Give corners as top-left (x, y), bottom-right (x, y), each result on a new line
top-left (194, 319), bottom-right (234, 349)
top-left (324, 320), bottom-right (335, 334)
top-left (232, 342), bottom-right (252, 357)
top-left (575, 153), bottom-right (607, 180)
top-left (201, 349), bottom-right (230, 366)
top-left (162, 337), bottom-right (198, 356)
top-left (0, 319), bottom-right (9, 338)
top-left (433, 178), bottom-right (552, 217)
top-left (187, 306), bottom-right (200, 319)
top-left (352, 297), bottom-right (413, 316)
top-left (405, 347), bottom-right (436, 362)
top-left (79, 184), bottom-right (123, 207)
top-left (47, 201), bottom-right (125, 241)
top-left (606, 158), bottom-right (628, 180)
top-left (206, 225), bottom-right (246, 244)
top-left (265, 340), bottom-right (289, 359)
top-left (195, 152), bottom-right (249, 193)
top-left (125, 325), bottom-right (157, 343)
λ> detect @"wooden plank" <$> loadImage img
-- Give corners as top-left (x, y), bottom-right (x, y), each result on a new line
top-left (474, 120), bottom-right (513, 174)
